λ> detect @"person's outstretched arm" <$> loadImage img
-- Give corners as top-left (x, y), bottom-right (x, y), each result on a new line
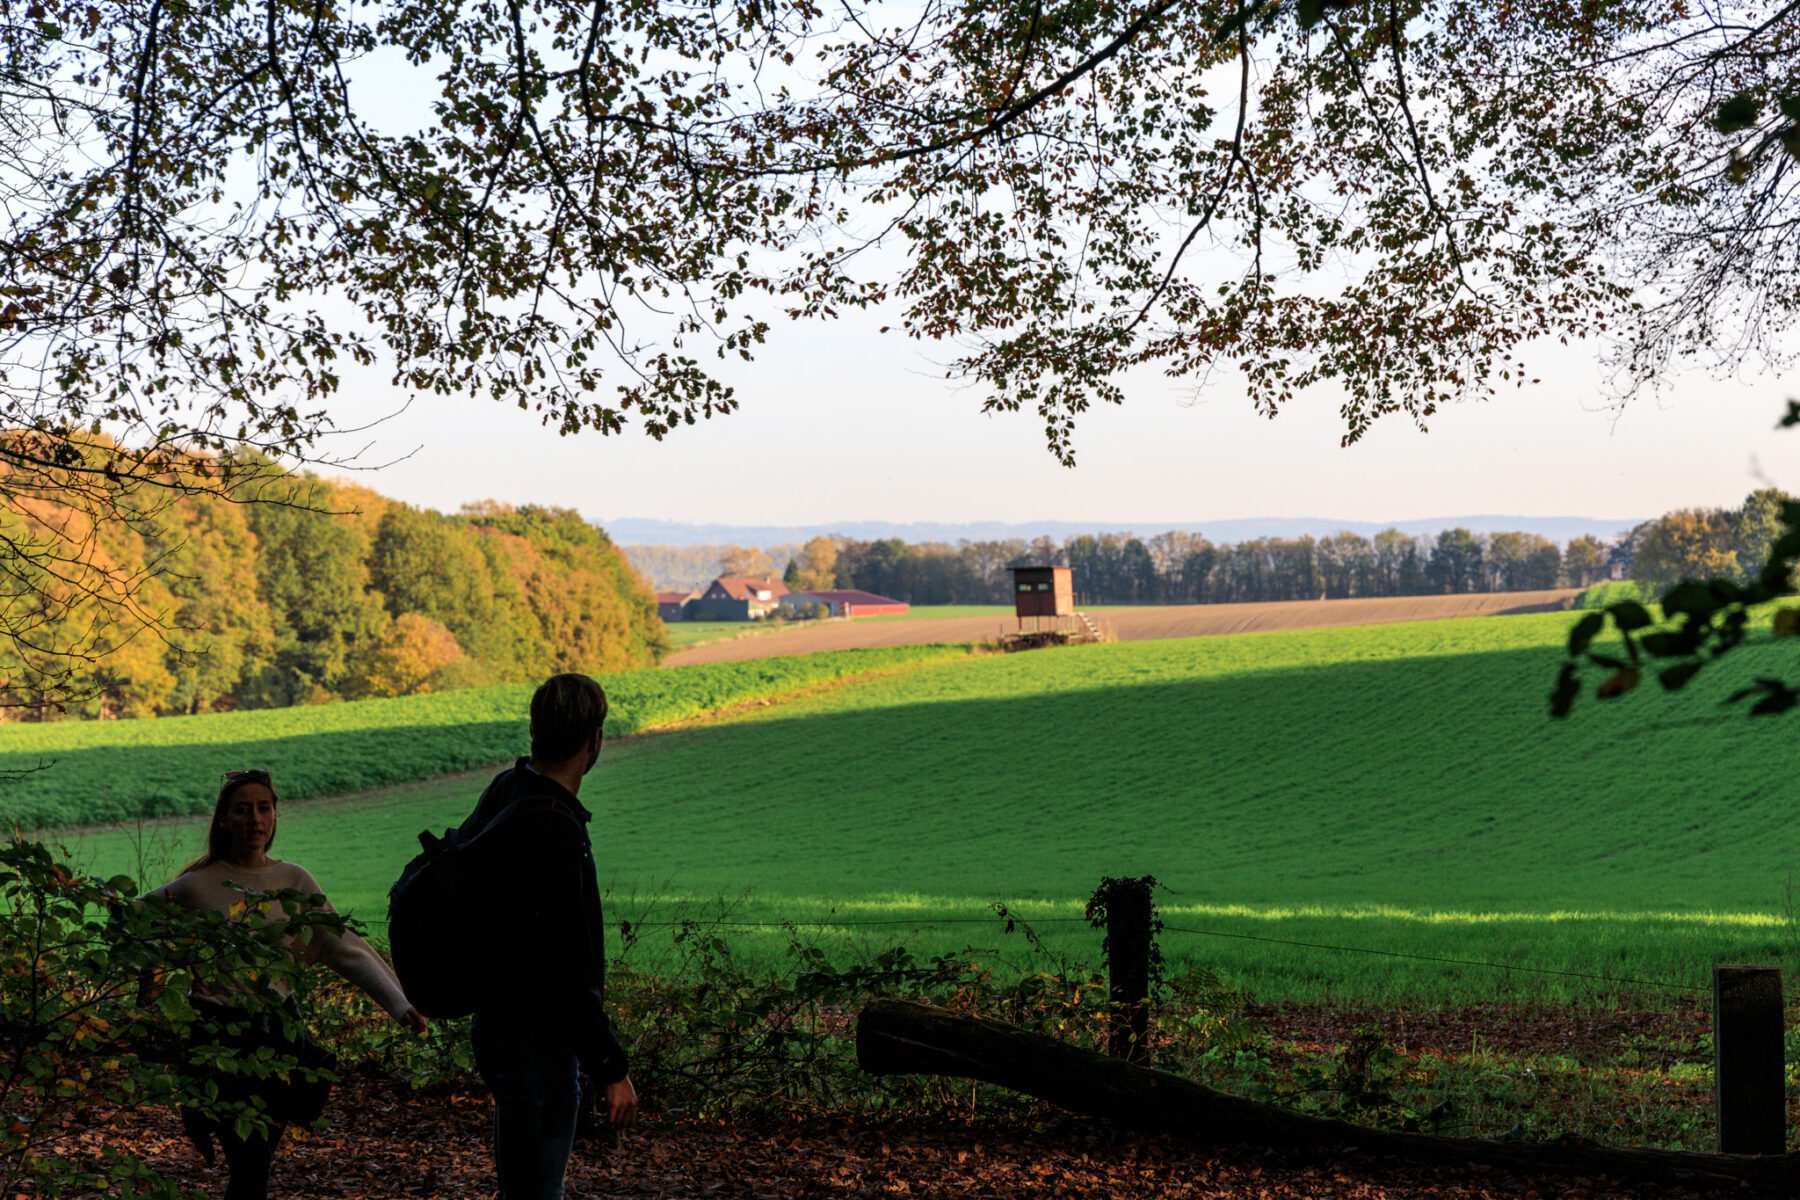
top-left (291, 867), bottom-right (429, 1034)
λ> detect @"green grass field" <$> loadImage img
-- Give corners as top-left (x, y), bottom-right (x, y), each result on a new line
top-left (0, 645), bottom-right (971, 830)
top-left (49, 609), bottom-right (1800, 1006)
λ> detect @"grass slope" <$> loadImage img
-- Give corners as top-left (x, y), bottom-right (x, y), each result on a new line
top-left (0, 645), bottom-right (971, 830)
top-left (57, 612), bottom-right (1800, 1003)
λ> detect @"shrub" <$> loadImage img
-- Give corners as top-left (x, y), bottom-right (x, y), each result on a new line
top-left (0, 839), bottom-right (348, 1197)
top-left (306, 897), bottom-right (1261, 1124)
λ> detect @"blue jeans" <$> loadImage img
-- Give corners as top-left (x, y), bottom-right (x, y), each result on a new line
top-left (472, 1017), bottom-right (582, 1200)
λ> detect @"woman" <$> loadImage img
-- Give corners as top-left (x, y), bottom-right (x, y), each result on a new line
top-left (148, 768), bottom-right (427, 1200)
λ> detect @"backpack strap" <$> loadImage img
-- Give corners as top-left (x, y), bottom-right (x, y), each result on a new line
top-left (469, 786), bottom-right (583, 849)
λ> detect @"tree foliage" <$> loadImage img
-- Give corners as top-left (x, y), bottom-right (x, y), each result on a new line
top-left (1553, 409), bottom-right (1800, 717)
top-left (4, 0), bottom-right (1795, 465)
top-left (3, 0), bottom-right (1798, 701)
top-left (348, 612), bottom-right (464, 699)
top-left (0, 470), bottom-right (666, 719)
top-left (815, 525), bottom-right (1582, 606)
top-left (717, 545), bottom-right (778, 579)
top-left (789, 536), bottom-right (842, 592)
top-left (0, 838), bottom-right (349, 1197)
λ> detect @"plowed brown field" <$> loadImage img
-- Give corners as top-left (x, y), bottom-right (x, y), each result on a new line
top-left (663, 589), bottom-right (1581, 667)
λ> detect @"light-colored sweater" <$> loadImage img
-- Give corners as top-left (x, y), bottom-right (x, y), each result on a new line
top-left (149, 859), bottom-right (412, 1019)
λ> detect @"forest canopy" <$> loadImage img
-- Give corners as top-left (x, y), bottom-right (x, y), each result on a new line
top-left (0, 443), bottom-right (665, 719)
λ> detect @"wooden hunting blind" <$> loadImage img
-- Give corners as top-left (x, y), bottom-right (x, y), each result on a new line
top-left (999, 565), bottom-right (1100, 650)
top-left (1010, 565), bottom-right (1074, 620)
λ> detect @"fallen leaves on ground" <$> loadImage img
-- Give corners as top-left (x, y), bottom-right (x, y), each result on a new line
top-left (1243, 1000), bottom-right (1707, 1065)
top-left (61, 1068), bottom-right (1717, 1199)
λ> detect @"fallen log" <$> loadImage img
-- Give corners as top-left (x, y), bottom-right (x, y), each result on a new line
top-left (856, 999), bottom-right (1799, 1195)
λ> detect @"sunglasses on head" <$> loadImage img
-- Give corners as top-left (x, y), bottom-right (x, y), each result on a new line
top-left (222, 768), bottom-right (273, 786)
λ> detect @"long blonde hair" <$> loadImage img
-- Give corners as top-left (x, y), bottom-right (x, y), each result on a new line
top-left (178, 769), bottom-right (280, 875)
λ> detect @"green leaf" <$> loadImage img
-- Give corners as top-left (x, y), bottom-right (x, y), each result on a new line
top-left (1657, 661), bottom-right (1703, 692)
top-left (1597, 668), bottom-right (1640, 700)
top-left (1780, 94), bottom-right (1800, 124)
top-left (1215, 0), bottom-right (1265, 40)
top-left (1726, 676), bottom-right (1800, 716)
top-left (1751, 688), bottom-right (1799, 716)
top-left (1567, 612), bottom-right (1604, 656)
top-left (1715, 92), bottom-right (1761, 135)
top-left (1608, 600), bottom-right (1653, 631)
top-left (1639, 630), bottom-right (1695, 657)
top-left (1549, 662), bottom-right (1579, 718)
top-left (1659, 581), bottom-right (1723, 621)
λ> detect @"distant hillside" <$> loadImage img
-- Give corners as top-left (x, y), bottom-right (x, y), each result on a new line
top-left (604, 514), bottom-right (1641, 548)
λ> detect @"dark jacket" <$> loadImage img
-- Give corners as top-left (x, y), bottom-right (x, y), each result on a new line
top-left (459, 757), bottom-right (628, 1083)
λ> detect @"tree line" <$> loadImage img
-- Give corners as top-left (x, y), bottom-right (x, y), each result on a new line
top-left (1, 453), bottom-right (665, 720)
top-left (1615, 489), bottom-right (1790, 594)
top-left (813, 529), bottom-right (1602, 607)
top-left (625, 544), bottom-right (807, 594)
top-left (727, 491), bottom-right (1788, 609)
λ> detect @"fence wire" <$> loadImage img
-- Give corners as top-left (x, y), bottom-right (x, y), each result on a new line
top-left (1158, 922), bottom-right (1705, 994)
top-left (353, 910), bottom-right (1709, 993)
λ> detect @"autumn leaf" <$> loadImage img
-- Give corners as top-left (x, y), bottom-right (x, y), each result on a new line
top-left (1596, 669), bottom-right (1640, 700)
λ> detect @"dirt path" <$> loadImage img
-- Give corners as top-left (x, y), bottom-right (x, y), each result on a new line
top-left (70, 1072), bottom-right (1708, 1199)
top-left (664, 590), bottom-right (1581, 667)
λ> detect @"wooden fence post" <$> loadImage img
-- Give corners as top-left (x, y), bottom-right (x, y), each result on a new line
top-left (1713, 964), bottom-right (1785, 1155)
top-left (1103, 879), bottom-right (1153, 1065)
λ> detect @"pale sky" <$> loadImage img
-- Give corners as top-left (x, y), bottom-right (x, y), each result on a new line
top-left (324, 302), bottom-right (1797, 532)
top-left (308, 43), bottom-right (1800, 536)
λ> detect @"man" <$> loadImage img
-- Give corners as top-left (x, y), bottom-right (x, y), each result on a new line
top-left (459, 672), bottom-right (637, 1199)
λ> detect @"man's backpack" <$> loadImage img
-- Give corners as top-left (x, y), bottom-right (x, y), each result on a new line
top-left (386, 796), bottom-right (548, 1019)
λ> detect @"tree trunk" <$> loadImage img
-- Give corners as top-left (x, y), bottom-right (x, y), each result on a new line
top-left (856, 999), bottom-right (1798, 1194)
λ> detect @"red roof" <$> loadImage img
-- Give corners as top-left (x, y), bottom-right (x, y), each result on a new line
top-left (711, 576), bottom-right (789, 601)
top-left (655, 591), bottom-right (691, 605)
top-left (788, 590), bottom-right (907, 608)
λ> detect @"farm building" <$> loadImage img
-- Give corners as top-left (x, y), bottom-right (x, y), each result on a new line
top-left (777, 589), bottom-right (910, 619)
top-left (685, 575), bottom-right (790, 620)
top-left (656, 591), bottom-right (696, 621)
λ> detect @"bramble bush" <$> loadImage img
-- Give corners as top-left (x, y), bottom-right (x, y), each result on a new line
top-left (0, 646), bottom-right (971, 831)
top-left (307, 900), bottom-right (1262, 1122)
top-left (0, 838), bottom-right (352, 1197)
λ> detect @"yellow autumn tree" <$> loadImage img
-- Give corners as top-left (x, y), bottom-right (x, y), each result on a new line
top-left (347, 614), bottom-right (464, 699)
top-left (1632, 509), bottom-right (1740, 593)
top-left (791, 536), bottom-right (840, 592)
